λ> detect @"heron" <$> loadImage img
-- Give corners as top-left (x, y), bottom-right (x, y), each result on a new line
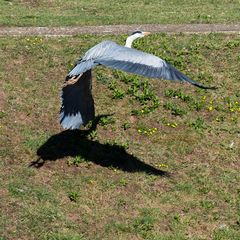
top-left (60, 31), bottom-right (215, 130)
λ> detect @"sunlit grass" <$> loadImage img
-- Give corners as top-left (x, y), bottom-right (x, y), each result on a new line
top-left (0, 33), bottom-right (239, 239)
top-left (0, 0), bottom-right (240, 26)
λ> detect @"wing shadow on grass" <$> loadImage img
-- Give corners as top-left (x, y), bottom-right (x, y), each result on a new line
top-left (31, 116), bottom-right (169, 176)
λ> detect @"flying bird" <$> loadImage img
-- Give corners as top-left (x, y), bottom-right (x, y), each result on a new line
top-left (60, 31), bottom-right (215, 129)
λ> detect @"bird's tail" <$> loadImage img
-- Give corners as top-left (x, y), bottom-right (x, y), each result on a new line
top-left (59, 70), bottom-right (95, 130)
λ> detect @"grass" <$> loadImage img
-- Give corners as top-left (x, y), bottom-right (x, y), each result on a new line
top-left (0, 33), bottom-right (240, 239)
top-left (0, 0), bottom-right (239, 26)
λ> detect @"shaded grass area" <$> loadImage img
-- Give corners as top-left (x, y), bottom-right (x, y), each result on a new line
top-left (0, 0), bottom-right (240, 26)
top-left (0, 33), bottom-right (240, 239)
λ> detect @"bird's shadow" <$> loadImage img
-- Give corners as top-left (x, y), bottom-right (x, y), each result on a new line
top-left (31, 115), bottom-right (169, 176)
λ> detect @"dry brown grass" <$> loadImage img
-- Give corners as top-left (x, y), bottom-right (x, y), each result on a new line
top-left (0, 33), bottom-right (239, 239)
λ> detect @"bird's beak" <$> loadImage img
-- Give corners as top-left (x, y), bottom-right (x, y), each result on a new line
top-left (143, 32), bottom-right (151, 36)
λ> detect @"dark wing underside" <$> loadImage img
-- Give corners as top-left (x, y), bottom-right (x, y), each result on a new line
top-left (60, 70), bottom-right (95, 129)
top-left (97, 58), bottom-right (215, 89)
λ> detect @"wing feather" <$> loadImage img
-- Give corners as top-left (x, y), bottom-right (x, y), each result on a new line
top-left (67, 41), bottom-right (215, 89)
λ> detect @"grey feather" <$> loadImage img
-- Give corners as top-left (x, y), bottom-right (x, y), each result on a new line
top-left (67, 41), bottom-right (215, 89)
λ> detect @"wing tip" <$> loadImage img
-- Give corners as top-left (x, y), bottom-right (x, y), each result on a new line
top-left (59, 112), bottom-right (83, 130)
top-left (192, 82), bottom-right (218, 90)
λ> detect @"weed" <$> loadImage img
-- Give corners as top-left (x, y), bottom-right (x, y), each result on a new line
top-left (189, 99), bottom-right (206, 111)
top-left (155, 163), bottom-right (169, 169)
top-left (0, 111), bottom-right (6, 119)
top-left (137, 126), bottom-right (158, 136)
top-left (159, 117), bottom-right (179, 128)
top-left (112, 88), bottom-right (125, 99)
top-left (99, 116), bottom-right (115, 126)
top-left (128, 80), bottom-right (157, 104)
top-left (119, 178), bottom-right (128, 187)
top-left (174, 182), bottom-right (193, 194)
top-left (132, 210), bottom-right (156, 238)
top-left (191, 117), bottom-right (209, 132)
top-left (213, 228), bottom-right (240, 240)
top-left (96, 69), bottom-right (110, 85)
top-left (46, 232), bottom-right (85, 240)
top-left (173, 214), bottom-right (181, 222)
top-left (105, 221), bottom-right (130, 233)
top-left (164, 89), bottom-right (193, 103)
top-left (200, 200), bottom-right (215, 210)
top-left (106, 139), bottom-right (130, 150)
top-left (226, 40), bottom-right (240, 49)
top-left (108, 79), bottom-right (117, 90)
top-left (68, 191), bottom-right (80, 202)
top-left (67, 155), bottom-right (85, 166)
top-left (163, 101), bottom-right (186, 116)
top-left (131, 97), bottom-right (160, 115)
top-left (88, 130), bottom-right (97, 140)
top-left (122, 121), bottom-right (131, 130)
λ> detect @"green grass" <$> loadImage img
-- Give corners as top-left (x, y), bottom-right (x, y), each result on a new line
top-left (0, 33), bottom-right (240, 239)
top-left (0, 0), bottom-right (240, 26)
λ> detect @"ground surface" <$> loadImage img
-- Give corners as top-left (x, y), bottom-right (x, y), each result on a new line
top-left (0, 0), bottom-right (240, 26)
top-left (0, 33), bottom-right (240, 239)
top-left (1, 23), bottom-right (240, 36)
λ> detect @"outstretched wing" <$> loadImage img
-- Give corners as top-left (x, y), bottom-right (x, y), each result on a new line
top-left (67, 40), bottom-right (215, 89)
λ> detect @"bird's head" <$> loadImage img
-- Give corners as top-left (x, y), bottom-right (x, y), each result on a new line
top-left (125, 31), bottom-right (151, 48)
top-left (130, 31), bottom-right (151, 39)
top-left (129, 31), bottom-right (150, 40)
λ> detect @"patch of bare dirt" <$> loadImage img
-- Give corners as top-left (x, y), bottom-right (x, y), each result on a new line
top-left (0, 24), bottom-right (239, 36)
top-left (20, 0), bottom-right (55, 8)
top-left (0, 90), bottom-right (6, 109)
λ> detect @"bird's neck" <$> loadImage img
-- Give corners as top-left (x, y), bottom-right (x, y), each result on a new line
top-left (125, 35), bottom-right (139, 48)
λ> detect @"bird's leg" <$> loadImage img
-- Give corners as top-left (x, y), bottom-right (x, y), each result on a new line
top-left (63, 74), bottom-right (82, 87)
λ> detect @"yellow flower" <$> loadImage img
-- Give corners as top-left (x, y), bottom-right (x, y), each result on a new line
top-left (208, 106), bottom-right (213, 111)
top-left (157, 163), bottom-right (168, 168)
top-left (171, 123), bottom-right (177, 128)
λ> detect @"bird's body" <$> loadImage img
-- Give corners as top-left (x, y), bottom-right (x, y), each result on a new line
top-left (60, 31), bottom-right (215, 130)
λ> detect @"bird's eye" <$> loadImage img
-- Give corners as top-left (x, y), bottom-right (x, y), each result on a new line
top-left (131, 31), bottom-right (142, 35)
